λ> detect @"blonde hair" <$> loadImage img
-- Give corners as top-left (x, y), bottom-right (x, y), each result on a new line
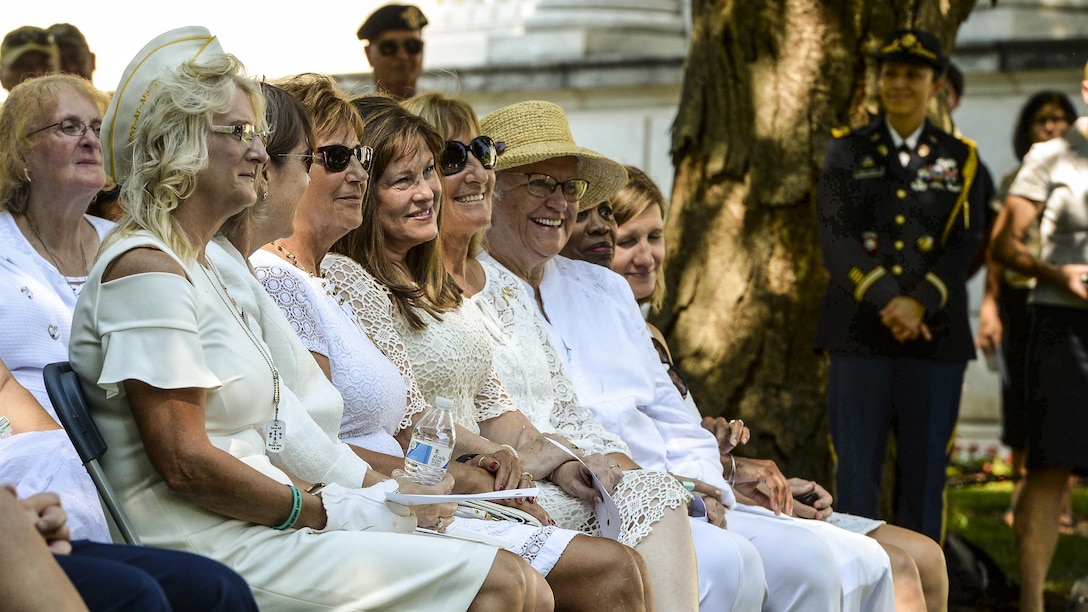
top-left (402, 91), bottom-right (490, 257)
top-left (611, 165), bottom-right (667, 312)
top-left (333, 95), bottom-right (460, 330)
top-left (0, 74), bottom-right (111, 214)
top-left (104, 54), bottom-right (265, 262)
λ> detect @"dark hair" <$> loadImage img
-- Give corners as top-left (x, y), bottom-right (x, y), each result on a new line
top-left (333, 95), bottom-right (459, 329)
top-left (218, 82), bottom-right (314, 238)
top-left (262, 82), bottom-right (314, 165)
top-left (945, 62), bottom-right (964, 99)
top-left (1012, 90), bottom-right (1077, 160)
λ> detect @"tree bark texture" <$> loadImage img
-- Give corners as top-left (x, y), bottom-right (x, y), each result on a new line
top-left (663, 0), bottom-right (978, 479)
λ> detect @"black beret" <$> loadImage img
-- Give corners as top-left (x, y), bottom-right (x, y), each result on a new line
top-left (874, 30), bottom-right (946, 73)
top-left (357, 4), bottom-right (428, 41)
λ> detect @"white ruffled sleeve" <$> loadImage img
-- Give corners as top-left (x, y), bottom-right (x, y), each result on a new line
top-left (94, 272), bottom-right (221, 397)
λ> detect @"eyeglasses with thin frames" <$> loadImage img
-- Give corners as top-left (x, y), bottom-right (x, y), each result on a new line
top-left (512, 173), bottom-right (589, 203)
top-left (314, 144), bottom-right (372, 173)
top-left (375, 38), bottom-right (423, 57)
top-left (210, 124), bottom-right (270, 147)
top-left (275, 152), bottom-right (314, 172)
top-left (26, 117), bottom-right (102, 139)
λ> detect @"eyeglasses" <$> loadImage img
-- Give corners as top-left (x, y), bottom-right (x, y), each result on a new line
top-left (375, 38), bottom-right (424, 57)
top-left (26, 117), bottom-right (101, 139)
top-left (440, 136), bottom-right (505, 175)
top-left (513, 173), bottom-right (589, 203)
top-left (315, 144), bottom-right (373, 173)
top-left (210, 124), bottom-right (270, 147)
top-left (276, 152), bottom-right (314, 172)
top-left (1033, 114), bottom-right (1070, 127)
top-left (4, 29), bottom-right (54, 48)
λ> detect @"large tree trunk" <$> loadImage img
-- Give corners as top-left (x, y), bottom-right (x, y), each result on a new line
top-left (662, 0), bottom-right (978, 480)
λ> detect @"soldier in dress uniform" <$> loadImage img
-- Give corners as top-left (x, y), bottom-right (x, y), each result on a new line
top-left (815, 29), bottom-right (986, 543)
top-left (356, 4), bottom-right (428, 100)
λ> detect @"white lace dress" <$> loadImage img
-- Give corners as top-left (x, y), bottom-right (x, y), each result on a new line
top-left (252, 250), bottom-right (406, 457)
top-left (325, 253), bottom-right (686, 547)
top-left (472, 258), bottom-right (691, 547)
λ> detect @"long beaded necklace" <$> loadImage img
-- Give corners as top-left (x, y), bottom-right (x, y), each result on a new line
top-left (25, 214), bottom-right (88, 297)
top-left (199, 257), bottom-right (286, 452)
top-left (272, 241), bottom-right (345, 306)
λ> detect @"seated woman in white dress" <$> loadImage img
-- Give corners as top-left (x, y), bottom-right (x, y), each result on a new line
top-left (403, 91), bottom-right (771, 612)
top-left (0, 73), bottom-right (117, 543)
top-left (256, 89), bottom-right (654, 611)
top-left (599, 164), bottom-right (949, 612)
top-left (68, 39), bottom-right (548, 612)
top-left (481, 99), bottom-right (899, 612)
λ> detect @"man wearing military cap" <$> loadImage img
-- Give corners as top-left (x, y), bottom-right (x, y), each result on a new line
top-left (357, 3), bottom-right (428, 99)
top-left (814, 28), bottom-right (985, 543)
top-left (1, 26), bottom-right (60, 91)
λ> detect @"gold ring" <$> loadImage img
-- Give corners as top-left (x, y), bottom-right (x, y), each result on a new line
top-left (435, 517), bottom-right (445, 529)
top-left (477, 455), bottom-right (487, 468)
top-left (521, 472), bottom-right (533, 480)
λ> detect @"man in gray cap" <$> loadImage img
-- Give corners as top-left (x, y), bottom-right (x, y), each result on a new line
top-left (48, 23), bottom-right (96, 81)
top-left (0, 26), bottom-right (59, 91)
top-left (357, 3), bottom-right (428, 99)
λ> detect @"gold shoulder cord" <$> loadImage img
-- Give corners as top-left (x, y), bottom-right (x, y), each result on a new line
top-left (941, 143), bottom-right (978, 247)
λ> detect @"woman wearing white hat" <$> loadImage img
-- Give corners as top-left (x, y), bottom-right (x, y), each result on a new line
top-left (481, 100), bottom-right (897, 612)
top-left (69, 29), bottom-right (548, 611)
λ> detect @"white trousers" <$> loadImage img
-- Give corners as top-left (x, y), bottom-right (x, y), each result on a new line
top-left (690, 517), bottom-right (767, 611)
top-left (728, 507), bottom-right (894, 612)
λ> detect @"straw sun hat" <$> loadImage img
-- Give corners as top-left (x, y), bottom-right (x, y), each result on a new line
top-left (102, 26), bottom-right (224, 185)
top-left (480, 100), bottom-right (627, 212)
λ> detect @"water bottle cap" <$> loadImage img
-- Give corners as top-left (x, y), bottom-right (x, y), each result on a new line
top-left (434, 396), bottom-right (453, 410)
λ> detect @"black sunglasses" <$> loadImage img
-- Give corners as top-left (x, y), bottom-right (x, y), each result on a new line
top-left (440, 136), bottom-right (505, 176)
top-left (376, 38), bottom-right (424, 57)
top-left (315, 144), bottom-right (373, 173)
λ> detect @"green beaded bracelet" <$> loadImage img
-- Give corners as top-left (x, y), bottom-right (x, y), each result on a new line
top-left (273, 485), bottom-right (303, 530)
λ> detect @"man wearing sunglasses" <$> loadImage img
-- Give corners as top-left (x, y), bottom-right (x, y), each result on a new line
top-left (1, 26), bottom-right (60, 92)
top-left (357, 4), bottom-right (428, 100)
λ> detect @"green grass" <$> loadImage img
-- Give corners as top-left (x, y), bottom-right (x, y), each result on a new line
top-left (946, 480), bottom-right (1088, 609)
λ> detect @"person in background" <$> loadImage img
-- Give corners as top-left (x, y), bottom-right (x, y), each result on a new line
top-left (1, 26), bottom-right (59, 91)
top-left (992, 62), bottom-right (1088, 612)
top-left (975, 90), bottom-right (1078, 532)
top-left (47, 24), bottom-right (95, 82)
top-left (559, 201), bottom-right (617, 267)
top-left (0, 72), bottom-right (117, 541)
top-left (815, 29), bottom-right (985, 543)
top-left (356, 4), bottom-right (427, 100)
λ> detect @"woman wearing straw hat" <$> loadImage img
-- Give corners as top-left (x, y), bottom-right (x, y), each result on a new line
top-left (481, 100), bottom-right (899, 611)
top-left (69, 28), bottom-right (548, 611)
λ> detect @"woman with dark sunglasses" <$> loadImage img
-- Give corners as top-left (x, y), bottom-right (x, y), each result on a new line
top-left (322, 94), bottom-right (656, 611)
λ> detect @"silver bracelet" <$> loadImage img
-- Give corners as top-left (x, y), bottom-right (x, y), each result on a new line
top-left (499, 444), bottom-right (520, 459)
top-left (726, 454), bottom-right (737, 487)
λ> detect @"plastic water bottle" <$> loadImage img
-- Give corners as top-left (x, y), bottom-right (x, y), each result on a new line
top-left (0, 416), bottom-right (11, 439)
top-left (404, 397), bottom-right (456, 485)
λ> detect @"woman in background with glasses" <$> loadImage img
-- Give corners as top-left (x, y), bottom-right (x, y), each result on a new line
top-left (0, 73), bottom-right (116, 542)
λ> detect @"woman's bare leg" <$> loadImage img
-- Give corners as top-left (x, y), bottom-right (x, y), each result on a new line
top-left (545, 535), bottom-right (652, 611)
top-left (631, 505), bottom-right (698, 610)
top-left (1015, 465), bottom-right (1071, 612)
top-left (469, 549), bottom-right (554, 612)
top-left (868, 524), bottom-right (947, 612)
